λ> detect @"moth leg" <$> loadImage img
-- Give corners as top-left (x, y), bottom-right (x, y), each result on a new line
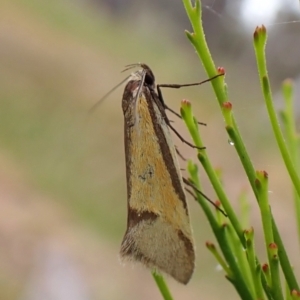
top-left (185, 187), bottom-right (197, 200)
top-left (157, 86), bottom-right (206, 126)
top-left (175, 146), bottom-right (186, 161)
top-left (167, 121), bottom-right (205, 150)
top-left (157, 73), bottom-right (223, 90)
top-left (183, 177), bottom-right (227, 217)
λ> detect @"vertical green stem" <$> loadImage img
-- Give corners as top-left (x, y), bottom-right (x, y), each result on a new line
top-left (281, 80), bottom-right (300, 242)
top-left (181, 100), bottom-right (244, 243)
top-left (244, 228), bottom-right (265, 299)
top-left (272, 218), bottom-right (300, 291)
top-left (152, 272), bottom-right (173, 300)
top-left (253, 26), bottom-right (300, 204)
top-left (255, 170), bottom-right (283, 299)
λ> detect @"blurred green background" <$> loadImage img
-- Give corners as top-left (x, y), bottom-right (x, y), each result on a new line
top-left (1, 0), bottom-right (300, 299)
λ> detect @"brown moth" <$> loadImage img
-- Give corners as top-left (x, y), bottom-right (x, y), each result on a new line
top-left (120, 64), bottom-right (195, 284)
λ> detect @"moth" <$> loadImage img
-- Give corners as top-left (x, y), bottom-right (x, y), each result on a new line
top-left (94, 63), bottom-right (223, 284)
top-left (119, 63), bottom-right (208, 284)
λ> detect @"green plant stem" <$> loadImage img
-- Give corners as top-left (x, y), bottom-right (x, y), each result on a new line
top-left (188, 162), bottom-right (253, 300)
top-left (255, 170), bottom-right (283, 299)
top-left (245, 228), bottom-right (264, 299)
top-left (286, 282), bottom-right (293, 300)
top-left (272, 218), bottom-right (300, 291)
top-left (182, 0), bottom-right (299, 294)
top-left (152, 272), bottom-right (173, 300)
top-left (253, 26), bottom-right (300, 211)
top-left (261, 268), bottom-right (273, 300)
top-left (281, 80), bottom-right (300, 242)
top-left (199, 151), bottom-right (244, 237)
top-left (255, 174), bottom-right (273, 247)
top-left (253, 25), bottom-right (300, 294)
top-left (239, 190), bottom-right (251, 229)
top-left (281, 80), bottom-right (298, 167)
top-left (182, 0), bottom-right (226, 104)
top-left (219, 226), bottom-right (254, 300)
top-left (183, 0), bottom-right (259, 201)
top-left (188, 174), bottom-right (253, 297)
top-left (187, 161), bottom-right (221, 232)
top-left (181, 100), bottom-right (244, 244)
top-left (226, 123), bottom-right (257, 193)
top-left (269, 242), bottom-right (282, 300)
top-left (206, 242), bottom-right (231, 275)
top-left (227, 225), bottom-right (255, 297)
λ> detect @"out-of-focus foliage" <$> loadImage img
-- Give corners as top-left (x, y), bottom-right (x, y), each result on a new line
top-left (93, 0), bottom-right (300, 83)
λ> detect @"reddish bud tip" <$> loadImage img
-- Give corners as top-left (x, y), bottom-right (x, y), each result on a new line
top-left (257, 170), bottom-right (268, 180)
top-left (253, 25), bottom-right (267, 42)
top-left (215, 200), bottom-right (221, 207)
top-left (217, 67), bottom-right (225, 75)
top-left (269, 243), bottom-right (277, 250)
top-left (269, 243), bottom-right (278, 259)
top-left (253, 30), bottom-right (259, 39)
top-left (206, 241), bottom-right (215, 250)
top-left (255, 25), bottom-right (266, 34)
top-left (181, 99), bottom-right (191, 106)
top-left (262, 263), bottom-right (269, 272)
top-left (222, 101), bottom-right (232, 110)
top-left (291, 290), bottom-right (300, 296)
top-left (244, 227), bottom-right (254, 235)
top-left (292, 290), bottom-right (300, 297)
top-left (257, 170), bottom-right (268, 178)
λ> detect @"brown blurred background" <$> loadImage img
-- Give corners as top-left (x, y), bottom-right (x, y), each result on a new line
top-left (1, 0), bottom-right (300, 299)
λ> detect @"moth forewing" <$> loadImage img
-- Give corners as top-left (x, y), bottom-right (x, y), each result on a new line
top-left (120, 67), bottom-right (195, 284)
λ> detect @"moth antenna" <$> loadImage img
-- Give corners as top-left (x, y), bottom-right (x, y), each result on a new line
top-left (122, 63), bottom-right (142, 73)
top-left (89, 75), bottom-right (131, 114)
top-left (183, 177), bottom-right (227, 217)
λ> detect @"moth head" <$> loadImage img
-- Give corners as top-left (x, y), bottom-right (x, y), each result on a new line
top-left (125, 63), bottom-right (156, 91)
top-left (140, 64), bottom-right (156, 90)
